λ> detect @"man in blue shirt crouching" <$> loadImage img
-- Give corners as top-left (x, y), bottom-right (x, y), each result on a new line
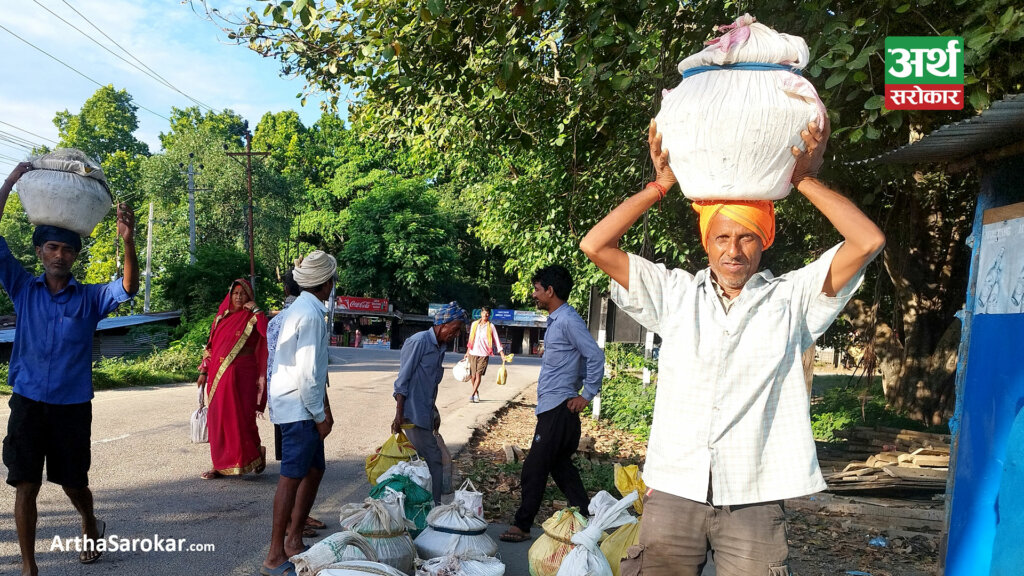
top-left (0, 162), bottom-right (139, 573)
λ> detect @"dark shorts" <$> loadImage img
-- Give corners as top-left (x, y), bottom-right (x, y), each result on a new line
top-left (279, 420), bottom-right (326, 479)
top-left (3, 393), bottom-right (92, 488)
top-left (468, 354), bottom-right (490, 376)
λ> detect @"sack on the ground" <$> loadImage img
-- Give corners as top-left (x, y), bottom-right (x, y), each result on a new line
top-left (599, 519), bottom-right (641, 576)
top-left (290, 530), bottom-right (407, 576)
top-left (452, 479), bottom-right (484, 519)
top-left (653, 14), bottom-right (826, 201)
top-left (556, 492), bottom-right (639, 576)
top-left (414, 502), bottom-right (497, 560)
top-left (527, 507), bottom-right (589, 576)
top-left (416, 554), bottom-right (507, 576)
top-left (366, 431), bottom-right (418, 485)
top-left (338, 492), bottom-right (418, 575)
top-left (190, 385), bottom-right (208, 444)
top-left (613, 464), bottom-right (646, 514)
top-left (453, 358), bottom-right (472, 382)
top-left (369, 474), bottom-right (434, 537)
top-left (17, 148), bottom-right (112, 236)
top-left (586, 491), bottom-right (637, 531)
top-left (376, 458), bottom-right (432, 493)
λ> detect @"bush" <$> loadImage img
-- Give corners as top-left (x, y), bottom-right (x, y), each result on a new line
top-left (594, 373), bottom-right (656, 441)
top-left (603, 342), bottom-right (656, 374)
top-left (91, 346), bottom-right (200, 390)
top-left (810, 379), bottom-right (947, 442)
top-left (161, 245), bottom-right (276, 322)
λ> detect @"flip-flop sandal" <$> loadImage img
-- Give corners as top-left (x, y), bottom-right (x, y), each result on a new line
top-left (302, 527), bottom-right (318, 538)
top-left (80, 519), bottom-right (106, 564)
top-left (305, 516), bottom-right (327, 530)
top-left (259, 560), bottom-right (296, 576)
top-left (200, 470), bottom-right (223, 480)
top-left (499, 529), bottom-right (532, 543)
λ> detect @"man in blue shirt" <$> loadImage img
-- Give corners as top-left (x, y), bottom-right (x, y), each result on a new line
top-left (501, 265), bottom-right (605, 542)
top-left (0, 161), bottom-right (139, 572)
top-left (392, 301), bottom-right (468, 503)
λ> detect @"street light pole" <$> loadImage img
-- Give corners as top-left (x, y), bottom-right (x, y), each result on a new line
top-left (226, 120), bottom-right (269, 295)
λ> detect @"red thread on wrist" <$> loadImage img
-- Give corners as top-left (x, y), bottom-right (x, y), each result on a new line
top-left (647, 181), bottom-right (667, 200)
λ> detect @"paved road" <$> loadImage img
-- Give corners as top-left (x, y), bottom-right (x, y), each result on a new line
top-left (0, 347), bottom-right (541, 575)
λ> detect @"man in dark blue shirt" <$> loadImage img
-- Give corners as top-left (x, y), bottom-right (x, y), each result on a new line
top-left (1, 162), bottom-right (139, 573)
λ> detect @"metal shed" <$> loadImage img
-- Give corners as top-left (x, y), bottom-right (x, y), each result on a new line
top-left (868, 93), bottom-right (1024, 576)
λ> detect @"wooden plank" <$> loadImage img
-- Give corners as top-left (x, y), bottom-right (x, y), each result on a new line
top-left (983, 201), bottom-right (1024, 225)
top-left (884, 465), bottom-right (948, 481)
top-left (911, 447), bottom-right (950, 456)
top-left (913, 455), bottom-right (951, 467)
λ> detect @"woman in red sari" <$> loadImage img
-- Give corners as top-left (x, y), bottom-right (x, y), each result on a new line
top-left (196, 279), bottom-right (268, 479)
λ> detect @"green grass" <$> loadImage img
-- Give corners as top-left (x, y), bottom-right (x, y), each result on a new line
top-left (810, 377), bottom-right (947, 442)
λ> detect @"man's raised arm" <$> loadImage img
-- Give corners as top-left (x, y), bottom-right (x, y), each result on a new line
top-left (791, 122), bottom-right (886, 296)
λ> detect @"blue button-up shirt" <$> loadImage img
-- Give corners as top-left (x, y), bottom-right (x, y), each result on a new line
top-left (393, 327), bottom-right (445, 430)
top-left (536, 303), bottom-right (605, 415)
top-left (0, 236), bottom-right (131, 404)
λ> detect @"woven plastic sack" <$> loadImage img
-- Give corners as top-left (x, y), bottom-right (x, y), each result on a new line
top-left (452, 479), bottom-right (484, 519)
top-left (556, 492), bottom-right (639, 576)
top-left (370, 474), bottom-right (434, 537)
top-left (291, 531), bottom-right (406, 576)
top-left (338, 493), bottom-right (418, 575)
top-left (414, 502), bottom-right (497, 560)
top-left (17, 148), bottom-right (112, 236)
top-left (453, 358), bottom-right (471, 382)
top-left (527, 507), bottom-right (588, 576)
top-left (654, 14), bottom-right (826, 201)
top-left (586, 491), bottom-right (637, 531)
top-left (613, 464), bottom-right (646, 515)
top-left (366, 431), bottom-right (418, 485)
top-left (416, 554), bottom-right (506, 576)
top-left (599, 520), bottom-right (641, 576)
top-left (377, 458), bottom-right (432, 493)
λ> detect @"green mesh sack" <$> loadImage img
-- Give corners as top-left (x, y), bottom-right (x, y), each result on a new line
top-left (370, 474), bottom-right (434, 537)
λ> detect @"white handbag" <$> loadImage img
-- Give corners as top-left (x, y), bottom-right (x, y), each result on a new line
top-left (453, 358), bottom-right (471, 382)
top-left (190, 385), bottom-right (208, 444)
top-left (453, 479), bottom-right (484, 519)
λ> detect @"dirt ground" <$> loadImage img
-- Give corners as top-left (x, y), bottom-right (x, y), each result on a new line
top-left (455, 388), bottom-right (941, 576)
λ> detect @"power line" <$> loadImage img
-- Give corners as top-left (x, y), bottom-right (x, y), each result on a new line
top-left (0, 131), bottom-right (42, 150)
top-left (35, 0), bottom-right (218, 114)
top-left (0, 120), bottom-right (59, 145)
top-left (0, 23), bottom-right (170, 122)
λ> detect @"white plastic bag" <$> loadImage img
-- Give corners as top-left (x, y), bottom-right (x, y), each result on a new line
top-left (190, 385), bottom-right (208, 444)
top-left (17, 148), bottom-right (112, 235)
top-left (556, 492), bottom-right (639, 576)
top-left (453, 479), bottom-right (484, 519)
top-left (654, 14), bottom-right (826, 201)
top-left (376, 458), bottom-right (432, 493)
top-left (414, 502), bottom-right (497, 560)
top-left (453, 358), bottom-right (471, 382)
top-left (416, 554), bottom-right (506, 576)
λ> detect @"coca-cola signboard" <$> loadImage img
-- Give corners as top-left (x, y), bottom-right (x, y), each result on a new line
top-left (336, 296), bottom-right (389, 313)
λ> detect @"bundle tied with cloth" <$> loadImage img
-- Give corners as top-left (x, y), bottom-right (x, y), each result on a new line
top-left (654, 14), bottom-right (826, 201)
top-left (15, 148), bottom-right (112, 242)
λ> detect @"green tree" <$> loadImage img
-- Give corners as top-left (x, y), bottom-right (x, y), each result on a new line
top-left (338, 177), bottom-right (460, 311)
top-left (221, 0), bottom-right (1024, 424)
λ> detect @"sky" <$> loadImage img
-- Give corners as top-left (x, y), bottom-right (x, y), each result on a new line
top-left (0, 0), bottom-right (350, 173)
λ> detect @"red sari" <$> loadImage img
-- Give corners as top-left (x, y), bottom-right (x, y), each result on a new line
top-left (201, 279), bottom-right (268, 475)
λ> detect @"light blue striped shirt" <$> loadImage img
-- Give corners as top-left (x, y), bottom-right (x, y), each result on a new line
top-left (536, 303), bottom-right (605, 414)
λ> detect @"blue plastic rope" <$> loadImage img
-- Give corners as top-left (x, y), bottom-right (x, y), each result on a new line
top-left (681, 63), bottom-right (803, 79)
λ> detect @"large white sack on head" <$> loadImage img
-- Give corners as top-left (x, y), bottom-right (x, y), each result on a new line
top-left (654, 14), bottom-right (826, 201)
top-left (16, 148), bottom-right (112, 236)
top-left (556, 492), bottom-right (638, 576)
top-left (414, 502), bottom-right (497, 560)
top-left (416, 554), bottom-right (506, 576)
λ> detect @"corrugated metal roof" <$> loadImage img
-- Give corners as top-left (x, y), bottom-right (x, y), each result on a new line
top-left (0, 311), bottom-right (181, 344)
top-left (852, 93), bottom-right (1024, 166)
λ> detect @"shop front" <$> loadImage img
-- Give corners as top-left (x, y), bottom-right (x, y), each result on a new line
top-left (332, 296), bottom-right (397, 350)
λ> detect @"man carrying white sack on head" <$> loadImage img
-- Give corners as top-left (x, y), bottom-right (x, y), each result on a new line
top-left (580, 119), bottom-right (885, 576)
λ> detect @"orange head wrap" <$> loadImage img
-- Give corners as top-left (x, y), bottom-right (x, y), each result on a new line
top-left (691, 200), bottom-right (776, 251)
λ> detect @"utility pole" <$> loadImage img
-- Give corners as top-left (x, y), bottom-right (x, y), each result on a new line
top-left (226, 120), bottom-right (268, 294)
top-left (144, 201), bottom-right (154, 313)
top-left (178, 154), bottom-right (204, 264)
